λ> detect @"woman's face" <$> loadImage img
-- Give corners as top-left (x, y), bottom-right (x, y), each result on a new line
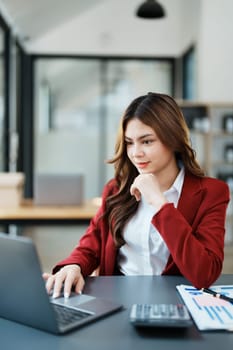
top-left (125, 118), bottom-right (177, 177)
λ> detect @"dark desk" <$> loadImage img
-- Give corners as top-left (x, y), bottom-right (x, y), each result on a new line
top-left (1, 275), bottom-right (233, 350)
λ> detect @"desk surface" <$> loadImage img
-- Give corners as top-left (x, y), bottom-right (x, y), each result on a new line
top-left (1, 275), bottom-right (233, 350)
top-left (0, 198), bottom-right (100, 225)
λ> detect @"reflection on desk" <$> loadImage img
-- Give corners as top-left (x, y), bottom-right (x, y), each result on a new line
top-left (0, 198), bottom-right (101, 225)
top-left (1, 275), bottom-right (233, 350)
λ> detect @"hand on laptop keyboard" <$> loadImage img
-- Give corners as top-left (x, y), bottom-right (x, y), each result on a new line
top-left (43, 264), bottom-right (85, 299)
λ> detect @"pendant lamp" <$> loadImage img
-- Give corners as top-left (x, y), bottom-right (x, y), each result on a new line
top-left (136, 0), bottom-right (166, 19)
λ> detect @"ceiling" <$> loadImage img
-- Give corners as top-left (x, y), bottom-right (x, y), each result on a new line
top-left (0, 1), bottom-right (198, 57)
top-left (0, 0), bottom-right (105, 41)
top-left (0, 0), bottom-right (188, 55)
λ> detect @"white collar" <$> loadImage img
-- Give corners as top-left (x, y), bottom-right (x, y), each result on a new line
top-left (164, 166), bottom-right (185, 197)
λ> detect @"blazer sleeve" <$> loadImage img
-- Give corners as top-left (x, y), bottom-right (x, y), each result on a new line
top-left (152, 178), bottom-right (230, 289)
top-left (52, 180), bottom-right (116, 276)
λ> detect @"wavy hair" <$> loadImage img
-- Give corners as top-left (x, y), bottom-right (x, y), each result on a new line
top-left (104, 92), bottom-right (204, 247)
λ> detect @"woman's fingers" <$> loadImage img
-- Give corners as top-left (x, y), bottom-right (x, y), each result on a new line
top-left (74, 274), bottom-right (85, 295)
top-left (43, 265), bottom-right (83, 298)
top-left (130, 184), bottom-right (141, 201)
top-left (43, 272), bottom-right (56, 295)
top-left (63, 265), bottom-right (84, 298)
top-left (42, 272), bottom-right (51, 281)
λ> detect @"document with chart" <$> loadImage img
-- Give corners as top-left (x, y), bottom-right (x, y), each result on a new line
top-left (176, 285), bottom-right (233, 331)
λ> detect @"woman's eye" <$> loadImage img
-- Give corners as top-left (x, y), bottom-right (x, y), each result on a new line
top-left (143, 139), bottom-right (153, 144)
top-left (125, 140), bottom-right (133, 146)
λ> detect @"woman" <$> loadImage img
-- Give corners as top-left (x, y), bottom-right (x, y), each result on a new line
top-left (44, 92), bottom-right (230, 298)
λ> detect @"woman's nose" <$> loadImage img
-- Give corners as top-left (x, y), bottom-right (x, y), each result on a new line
top-left (132, 144), bottom-right (144, 157)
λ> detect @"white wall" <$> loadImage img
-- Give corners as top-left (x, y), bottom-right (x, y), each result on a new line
top-left (180, 0), bottom-right (201, 52)
top-left (197, 0), bottom-right (233, 101)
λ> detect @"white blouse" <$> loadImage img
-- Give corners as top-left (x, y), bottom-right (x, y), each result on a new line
top-left (117, 167), bottom-right (184, 275)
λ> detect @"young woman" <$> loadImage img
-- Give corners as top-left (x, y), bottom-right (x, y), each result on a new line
top-left (43, 92), bottom-right (230, 298)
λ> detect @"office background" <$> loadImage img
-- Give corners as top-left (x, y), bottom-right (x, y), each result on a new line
top-left (0, 0), bottom-right (232, 272)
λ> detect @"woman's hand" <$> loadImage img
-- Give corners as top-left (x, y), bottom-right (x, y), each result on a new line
top-left (130, 173), bottom-right (167, 210)
top-left (43, 264), bottom-right (85, 299)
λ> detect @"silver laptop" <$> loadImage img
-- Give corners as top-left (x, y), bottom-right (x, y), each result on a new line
top-left (0, 233), bottom-right (122, 334)
top-left (34, 173), bottom-right (84, 206)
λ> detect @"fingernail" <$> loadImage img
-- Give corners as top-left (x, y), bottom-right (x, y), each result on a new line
top-left (64, 292), bottom-right (69, 299)
top-left (52, 292), bottom-right (59, 299)
top-left (78, 291), bottom-right (82, 295)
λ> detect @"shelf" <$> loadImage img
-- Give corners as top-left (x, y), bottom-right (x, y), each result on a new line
top-left (211, 131), bottom-right (233, 137)
top-left (211, 161), bottom-right (233, 166)
top-left (178, 101), bottom-right (233, 242)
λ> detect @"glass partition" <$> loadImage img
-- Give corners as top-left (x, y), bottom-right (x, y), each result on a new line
top-left (34, 59), bottom-right (102, 199)
top-left (104, 60), bottom-right (173, 182)
top-left (34, 58), bottom-right (173, 199)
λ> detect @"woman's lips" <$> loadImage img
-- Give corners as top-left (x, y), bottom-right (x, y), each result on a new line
top-left (136, 162), bottom-right (150, 169)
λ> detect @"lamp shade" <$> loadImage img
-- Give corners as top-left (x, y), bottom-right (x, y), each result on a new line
top-left (136, 0), bottom-right (165, 19)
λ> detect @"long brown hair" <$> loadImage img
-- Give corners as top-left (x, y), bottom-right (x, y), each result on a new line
top-left (105, 92), bottom-right (204, 247)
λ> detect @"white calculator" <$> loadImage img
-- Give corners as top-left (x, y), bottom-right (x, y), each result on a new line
top-left (129, 303), bottom-right (193, 328)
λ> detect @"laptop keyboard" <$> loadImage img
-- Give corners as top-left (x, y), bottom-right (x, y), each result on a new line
top-left (52, 303), bottom-right (92, 327)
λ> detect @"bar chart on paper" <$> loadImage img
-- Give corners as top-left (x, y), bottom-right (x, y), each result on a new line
top-left (176, 285), bottom-right (233, 331)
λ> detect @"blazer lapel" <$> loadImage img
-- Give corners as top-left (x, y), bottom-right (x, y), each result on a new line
top-left (177, 173), bottom-right (205, 225)
top-left (163, 173), bottom-right (206, 274)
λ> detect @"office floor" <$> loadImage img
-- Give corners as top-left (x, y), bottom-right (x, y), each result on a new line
top-left (23, 226), bottom-right (233, 274)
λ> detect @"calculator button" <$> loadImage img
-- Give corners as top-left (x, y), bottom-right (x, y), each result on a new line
top-left (129, 303), bottom-right (193, 328)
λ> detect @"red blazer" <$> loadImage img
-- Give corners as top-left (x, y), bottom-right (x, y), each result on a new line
top-left (53, 173), bottom-right (230, 289)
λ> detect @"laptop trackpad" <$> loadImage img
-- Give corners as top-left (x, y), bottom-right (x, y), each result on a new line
top-left (51, 293), bottom-right (96, 308)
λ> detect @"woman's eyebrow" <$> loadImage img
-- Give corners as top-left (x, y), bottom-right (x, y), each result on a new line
top-left (125, 133), bottom-right (154, 141)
